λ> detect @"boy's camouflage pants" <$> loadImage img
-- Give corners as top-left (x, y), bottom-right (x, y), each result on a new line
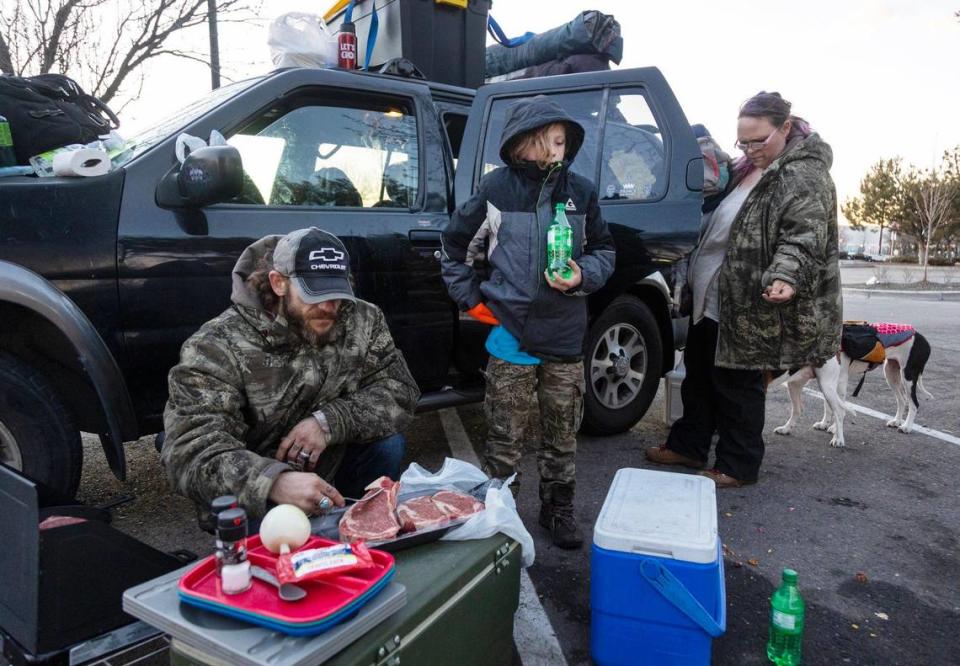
top-left (482, 357), bottom-right (584, 504)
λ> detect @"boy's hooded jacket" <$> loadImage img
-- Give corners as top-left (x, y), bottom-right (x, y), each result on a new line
top-left (162, 234), bottom-right (419, 518)
top-left (441, 96), bottom-right (616, 359)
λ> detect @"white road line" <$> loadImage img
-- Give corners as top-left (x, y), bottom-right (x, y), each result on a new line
top-left (438, 408), bottom-right (569, 666)
top-left (438, 408), bottom-right (484, 469)
top-left (802, 388), bottom-right (960, 447)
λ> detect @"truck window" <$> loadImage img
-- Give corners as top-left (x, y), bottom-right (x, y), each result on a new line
top-left (478, 91), bottom-right (601, 185)
top-left (226, 99), bottom-right (420, 209)
top-left (600, 90), bottom-right (666, 201)
top-left (443, 112), bottom-right (467, 165)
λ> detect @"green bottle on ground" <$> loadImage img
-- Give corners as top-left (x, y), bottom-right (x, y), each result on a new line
top-left (547, 202), bottom-right (573, 280)
top-left (767, 568), bottom-right (805, 665)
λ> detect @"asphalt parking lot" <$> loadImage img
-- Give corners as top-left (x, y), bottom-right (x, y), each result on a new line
top-left (54, 289), bottom-right (960, 665)
top-left (516, 290), bottom-right (959, 666)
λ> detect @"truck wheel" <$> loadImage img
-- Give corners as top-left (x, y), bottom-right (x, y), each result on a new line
top-left (582, 297), bottom-right (663, 435)
top-left (0, 352), bottom-right (82, 496)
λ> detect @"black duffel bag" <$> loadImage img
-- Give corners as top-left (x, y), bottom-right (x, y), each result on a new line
top-left (0, 73), bottom-right (120, 165)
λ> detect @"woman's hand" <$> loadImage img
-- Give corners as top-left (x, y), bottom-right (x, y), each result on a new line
top-left (545, 260), bottom-right (582, 292)
top-left (762, 279), bottom-right (796, 304)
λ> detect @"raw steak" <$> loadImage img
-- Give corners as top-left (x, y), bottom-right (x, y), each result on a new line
top-left (38, 515), bottom-right (87, 530)
top-left (396, 496), bottom-right (452, 533)
top-left (432, 490), bottom-right (484, 519)
top-left (339, 476), bottom-right (401, 543)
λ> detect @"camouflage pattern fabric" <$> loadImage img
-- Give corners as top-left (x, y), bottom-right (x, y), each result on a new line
top-left (482, 357), bottom-right (584, 504)
top-left (717, 133), bottom-right (842, 370)
top-left (162, 296), bottom-right (419, 520)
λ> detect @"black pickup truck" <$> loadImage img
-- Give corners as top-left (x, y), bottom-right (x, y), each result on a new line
top-left (0, 66), bottom-right (702, 496)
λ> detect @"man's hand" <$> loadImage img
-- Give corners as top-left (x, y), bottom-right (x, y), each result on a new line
top-left (268, 472), bottom-right (345, 515)
top-left (275, 416), bottom-right (329, 472)
top-left (762, 279), bottom-right (796, 304)
top-left (545, 260), bottom-right (583, 292)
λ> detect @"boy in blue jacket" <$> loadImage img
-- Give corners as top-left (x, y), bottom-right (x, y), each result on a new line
top-left (441, 96), bottom-right (615, 548)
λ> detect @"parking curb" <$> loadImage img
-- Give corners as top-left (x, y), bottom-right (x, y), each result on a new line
top-left (843, 287), bottom-right (960, 301)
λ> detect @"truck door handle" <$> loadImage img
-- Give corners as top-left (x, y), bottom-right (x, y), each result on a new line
top-left (409, 229), bottom-right (442, 245)
top-left (409, 229), bottom-right (442, 260)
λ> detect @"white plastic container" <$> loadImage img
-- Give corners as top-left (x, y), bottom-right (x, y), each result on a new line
top-left (663, 355), bottom-right (685, 427)
top-left (591, 468), bottom-right (725, 665)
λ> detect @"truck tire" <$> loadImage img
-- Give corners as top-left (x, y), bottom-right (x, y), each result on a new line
top-left (582, 296), bottom-right (663, 435)
top-left (0, 351), bottom-right (82, 496)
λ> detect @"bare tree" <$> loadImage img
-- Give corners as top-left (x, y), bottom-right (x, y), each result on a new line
top-left (841, 158), bottom-right (905, 255)
top-left (943, 146), bottom-right (960, 242)
top-left (909, 172), bottom-right (957, 282)
top-left (0, 0), bottom-right (257, 105)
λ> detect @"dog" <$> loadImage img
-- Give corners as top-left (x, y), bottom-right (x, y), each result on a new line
top-left (771, 323), bottom-right (932, 448)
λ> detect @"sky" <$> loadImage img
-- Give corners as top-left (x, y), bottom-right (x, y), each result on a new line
top-left (119, 0), bottom-right (960, 220)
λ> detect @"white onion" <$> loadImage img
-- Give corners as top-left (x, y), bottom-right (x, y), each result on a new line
top-left (259, 504), bottom-right (311, 554)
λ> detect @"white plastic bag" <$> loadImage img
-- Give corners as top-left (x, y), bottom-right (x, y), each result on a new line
top-left (267, 12), bottom-right (338, 69)
top-left (399, 458), bottom-right (536, 567)
top-left (209, 129), bottom-right (227, 147)
top-left (175, 130), bottom-right (229, 164)
top-left (175, 134), bottom-right (207, 163)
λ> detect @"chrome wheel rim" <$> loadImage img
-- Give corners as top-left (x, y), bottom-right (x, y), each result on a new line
top-left (590, 323), bottom-right (647, 410)
top-left (0, 420), bottom-right (23, 470)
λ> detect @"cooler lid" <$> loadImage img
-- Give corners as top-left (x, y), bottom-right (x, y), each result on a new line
top-left (593, 468), bottom-right (718, 564)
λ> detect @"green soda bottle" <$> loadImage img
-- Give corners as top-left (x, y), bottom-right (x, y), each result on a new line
top-left (766, 568), bottom-right (805, 665)
top-left (547, 202), bottom-right (573, 280)
top-left (0, 115), bottom-right (16, 167)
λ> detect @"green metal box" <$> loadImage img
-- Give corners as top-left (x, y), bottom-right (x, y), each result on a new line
top-left (165, 535), bottom-right (521, 665)
top-left (329, 535), bottom-right (520, 665)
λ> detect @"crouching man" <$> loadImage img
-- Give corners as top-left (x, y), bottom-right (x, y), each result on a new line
top-left (161, 227), bottom-right (420, 526)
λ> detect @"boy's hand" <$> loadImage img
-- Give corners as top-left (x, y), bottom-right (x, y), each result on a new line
top-left (466, 303), bottom-right (499, 325)
top-left (545, 260), bottom-right (582, 292)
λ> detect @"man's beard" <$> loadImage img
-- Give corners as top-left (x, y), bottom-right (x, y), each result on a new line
top-left (280, 297), bottom-right (338, 346)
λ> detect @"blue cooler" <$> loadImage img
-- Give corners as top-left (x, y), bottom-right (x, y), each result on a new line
top-left (591, 468), bottom-right (725, 665)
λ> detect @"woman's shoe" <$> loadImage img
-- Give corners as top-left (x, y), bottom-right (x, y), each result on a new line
top-left (698, 468), bottom-right (755, 488)
top-left (644, 444), bottom-right (706, 470)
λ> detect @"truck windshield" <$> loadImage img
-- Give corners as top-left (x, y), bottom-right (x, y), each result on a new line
top-left (114, 77), bottom-right (261, 166)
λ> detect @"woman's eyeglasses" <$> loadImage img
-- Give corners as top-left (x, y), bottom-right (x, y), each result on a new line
top-left (735, 130), bottom-right (781, 152)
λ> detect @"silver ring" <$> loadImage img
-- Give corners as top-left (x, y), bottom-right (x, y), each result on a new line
top-left (316, 496), bottom-right (332, 511)
top-left (297, 450), bottom-right (310, 461)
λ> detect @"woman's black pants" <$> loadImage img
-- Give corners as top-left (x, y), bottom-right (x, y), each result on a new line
top-left (666, 318), bottom-right (766, 482)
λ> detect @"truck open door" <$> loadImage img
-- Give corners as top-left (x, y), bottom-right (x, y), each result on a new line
top-left (454, 68), bottom-right (703, 434)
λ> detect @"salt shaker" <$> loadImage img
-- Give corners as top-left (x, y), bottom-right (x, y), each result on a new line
top-left (216, 507), bottom-right (251, 595)
top-left (210, 494), bottom-right (238, 521)
top-left (210, 495), bottom-right (238, 572)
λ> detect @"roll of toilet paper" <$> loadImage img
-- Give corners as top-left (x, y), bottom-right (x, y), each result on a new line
top-left (52, 148), bottom-right (111, 177)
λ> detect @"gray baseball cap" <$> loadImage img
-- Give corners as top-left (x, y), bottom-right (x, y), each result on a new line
top-left (272, 228), bottom-right (355, 304)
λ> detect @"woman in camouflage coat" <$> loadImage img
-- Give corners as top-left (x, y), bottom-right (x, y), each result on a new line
top-left (647, 92), bottom-right (841, 487)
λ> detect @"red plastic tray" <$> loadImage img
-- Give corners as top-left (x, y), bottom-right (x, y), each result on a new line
top-left (178, 535), bottom-right (394, 627)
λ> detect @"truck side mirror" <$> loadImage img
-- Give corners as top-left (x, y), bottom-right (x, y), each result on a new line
top-left (156, 145), bottom-right (244, 208)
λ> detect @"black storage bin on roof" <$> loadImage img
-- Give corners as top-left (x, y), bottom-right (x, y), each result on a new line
top-left (326, 0), bottom-right (491, 88)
